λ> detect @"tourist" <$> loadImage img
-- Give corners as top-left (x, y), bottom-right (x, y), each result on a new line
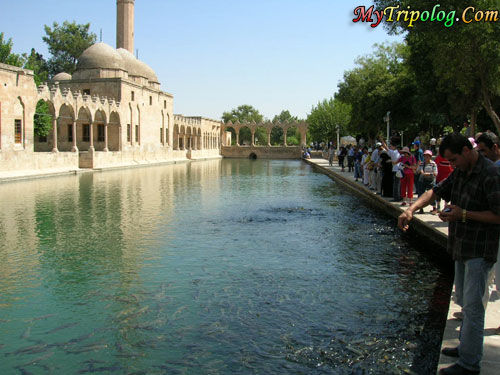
top-left (398, 147), bottom-right (417, 206)
top-left (338, 146), bottom-right (346, 172)
top-left (416, 150), bottom-right (437, 214)
top-left (354, 146), bottom-right (363, 181)
top-left (361, 147), bottom-right (371, 186)
top-left (347, 145), bottom-right (355, 173)
top-left (381, 138), bottom-right (402, 202)
top-left (430, 136), bottom-right (437, 154)
top-left (370, 142), bottom-right (383, 191)
top-left (476, 132), bottom-right (500, 333)
top-left (380, 148), bottom-right (393, 197)
top-left (328, 145), bottom-right (335, 166)
top-left (398, 133), bottom-right (500, 375)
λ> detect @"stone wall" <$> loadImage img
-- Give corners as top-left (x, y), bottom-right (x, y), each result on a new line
top-left (221, 146), bottom-right (301, 159)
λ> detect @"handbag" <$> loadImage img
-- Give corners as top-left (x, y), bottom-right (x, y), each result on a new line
top-left (395, 163), bottom-right (404, 178)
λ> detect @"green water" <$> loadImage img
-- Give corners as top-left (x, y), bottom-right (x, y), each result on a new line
top-left (0, 159), bottom-right (450, 374)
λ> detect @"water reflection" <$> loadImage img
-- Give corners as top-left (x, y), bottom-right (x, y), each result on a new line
top-left (0, 159), bottom-right (451, 374)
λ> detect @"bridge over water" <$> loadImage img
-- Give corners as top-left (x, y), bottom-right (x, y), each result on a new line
top-left (221, 120), bottom-right (308, 159)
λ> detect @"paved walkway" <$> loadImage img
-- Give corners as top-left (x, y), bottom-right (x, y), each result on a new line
top-left (304, 158), bottom-right (500, 375)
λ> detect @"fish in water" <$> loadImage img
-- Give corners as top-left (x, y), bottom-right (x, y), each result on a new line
top-left (26, 314), bottom-right (56, 322)
top-left (44, 322), bottom-right (78, 334)
top-left (66, 344), bottom-right (108, 354)
top-left (78, 365), bottom-right (123, 373)
top-left (17, 351), bottom-right (54, 367)
top-left (8, 343), bottom-right (48, 356)
top-left (20, 326), bottom-right (31, 339)
top-left (14, 367), bottom-right (33, 375)
top-left (171, 305), bottom-right (188, 320)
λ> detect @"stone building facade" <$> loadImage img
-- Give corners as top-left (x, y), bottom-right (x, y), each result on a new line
top-left (0, 0), bottom-right (222, 174)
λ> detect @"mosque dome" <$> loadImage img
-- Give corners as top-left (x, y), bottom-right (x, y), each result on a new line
top-left (76, 42), bottom-right (126, 71)
top-left (117, 48), bottom-right (159, 83)
top-left (52, 72), bottom-right (72, 81)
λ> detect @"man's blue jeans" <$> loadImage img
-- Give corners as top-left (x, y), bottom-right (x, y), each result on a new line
top-left (454, 258), bottom-right (493, 372)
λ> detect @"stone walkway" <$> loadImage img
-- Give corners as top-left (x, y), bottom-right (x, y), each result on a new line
top-left (304, 158), bottom-right (500, 375)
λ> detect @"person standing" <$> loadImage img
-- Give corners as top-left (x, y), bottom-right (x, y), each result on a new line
top-left (416, 150), bottom-right (437, 213)
top-left (354, 146), bottom-right (363, 181)
top-left (476, 132), bottom-right (500, 334)
top-left (328, 145), bottom-right (335, 166)
top-left (338, 146), bottom-right (346, 172)
top-left (347, 145), bottom-right (355, 173)
top-left (398, 147), bottom-right (417, 206)
top-left (381, 138), bottom-right (402, 202)
top-left (361, 147), bottom-right (371, 186)
top-left (370, 142), bottom-right (383, 191)
top-left (398, 133), bottom-right (500, 375)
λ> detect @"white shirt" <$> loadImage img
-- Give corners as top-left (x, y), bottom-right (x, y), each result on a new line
top-left (387, 148), bottom-right (401, 172)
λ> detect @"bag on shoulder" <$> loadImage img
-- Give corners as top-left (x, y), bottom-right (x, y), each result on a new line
top-left (395, 163), bottom-right (404, 178)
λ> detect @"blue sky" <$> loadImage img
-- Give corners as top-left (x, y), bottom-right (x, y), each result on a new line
top-left (1, 1), bottom-right (402, 121)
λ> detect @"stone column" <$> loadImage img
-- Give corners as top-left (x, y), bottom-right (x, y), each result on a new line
top-left (251, 130), bottom-right (255, 146)
top-left (51, 117), bottom-right (58, 152)
top-left (236, 131), bottom-right (240, 146)
top-left (183, 135), bottom-right (187, 150)
top-left (300, 130), bottom-right (307, 146)
top-left (104, 120), bottom-right (109, 152)
top-left (284, 129), bottom-right (288, 146)
top-left (267, 131), bottom-right (271, 147)
top-left (71, 120), bottom-right (78, 152)
top-left (89, 122), bottom-right (95, 151)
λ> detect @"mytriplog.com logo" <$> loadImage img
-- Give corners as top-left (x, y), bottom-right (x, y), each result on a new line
top-left (353, 4), bottom-right (499, 28)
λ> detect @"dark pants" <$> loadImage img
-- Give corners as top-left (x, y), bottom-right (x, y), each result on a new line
top-left (392, 173), bottom-right (401, 201)
top-left (347, 156), bottom-right (354, 172)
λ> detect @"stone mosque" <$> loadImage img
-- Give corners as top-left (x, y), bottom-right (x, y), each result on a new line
top-left (0, 0), bottom-right (307, 175)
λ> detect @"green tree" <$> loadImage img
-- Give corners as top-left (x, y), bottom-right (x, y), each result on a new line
top-left (43, 21), bottom-right (96, 76)
top-left (336, 42), bottom-right (418, 140)
top-left (307, 98), bottom-right (351, 143)
top-left (222, 105), bottom-right (264, 124)
top-left (0, 34), bottom-right (52, 137)
top-left (373, 0), bottom-right (500, 133)
top-left (0, 32), bottom-right (26, 67)
top-left (272, 110), bottom-right (300, 123)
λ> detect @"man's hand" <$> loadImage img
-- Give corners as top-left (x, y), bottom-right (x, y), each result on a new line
top-left (438, 205), bottom-right (462, 222)
top-left (398, 209), bottom-right (413, 232)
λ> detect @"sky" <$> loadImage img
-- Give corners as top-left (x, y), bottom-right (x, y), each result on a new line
top-left (1, 0), bottom-right (402, 121)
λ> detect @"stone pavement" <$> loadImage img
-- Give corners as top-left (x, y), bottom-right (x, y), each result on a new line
top-left (304, 158), bottom-right (500, 375)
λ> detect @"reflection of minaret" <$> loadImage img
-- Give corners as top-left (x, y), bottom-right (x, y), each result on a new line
top-left (116, 0), bottom-right (134, 54)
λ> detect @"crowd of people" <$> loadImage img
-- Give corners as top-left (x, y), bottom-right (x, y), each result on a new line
top-left (319, 135), bottom-right (454, 212)
top-left (309, 131), bottom-right (500, 375)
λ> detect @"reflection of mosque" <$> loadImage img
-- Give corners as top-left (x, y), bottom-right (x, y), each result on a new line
top-left (0, 159), bottom-right (222, 305)
top-left (0, 0), bottom-right (221, 173)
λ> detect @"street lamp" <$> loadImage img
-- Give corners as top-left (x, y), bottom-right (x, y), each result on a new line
top-left (336, 124), bottom-right (340, 149)
top-left (383, 111), bottom-right (390, 141)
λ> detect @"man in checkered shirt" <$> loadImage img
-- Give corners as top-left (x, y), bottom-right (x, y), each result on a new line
top-left (398, 133), bottom-right (500, 375)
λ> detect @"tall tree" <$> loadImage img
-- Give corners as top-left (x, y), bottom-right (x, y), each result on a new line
top-left (222, 105), bottom-right (264, 123)
top-left (0, 32), bottom-right (26, 67)
top-left (373, 0), bottom-right (500, 133)
top-left (336, 42), bottom-right (418, 139)
top-left (43, 21), bottom-right (96, 76)
top-left (0, 34), bottom-right (52, 136)
top-left (272, 110), bottom-right (299, 123)
top-left (307, 98), bottom-right (351, 143)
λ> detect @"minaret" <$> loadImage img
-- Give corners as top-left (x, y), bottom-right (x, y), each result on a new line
top-left (116, 0), bottom-right (134, 54)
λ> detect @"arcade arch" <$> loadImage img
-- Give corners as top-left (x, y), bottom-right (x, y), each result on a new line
top-left (286, 126), bottom-right (300, 146)
top-left (239, 126), bottom-right (252, 146)
top-left (270, 126), bottom-right (284, 146)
